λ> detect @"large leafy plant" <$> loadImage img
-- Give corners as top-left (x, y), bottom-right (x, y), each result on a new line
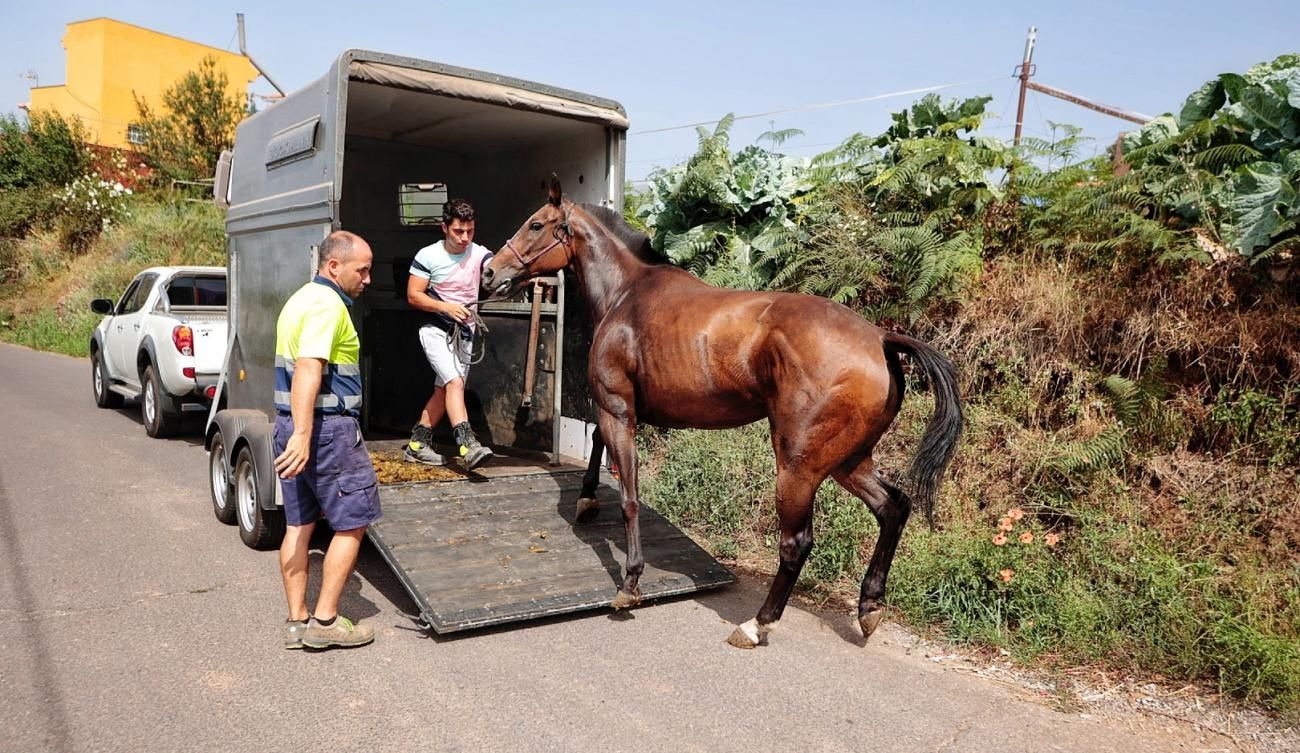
top-left (633, 95), bottom-right (1005, 322)
top-left (1120, 54), bottom-right (1300, 263)
top-left (635, 115), bottom-right (813, 289)
top-left (787, 94), bottom-right (1005, 322)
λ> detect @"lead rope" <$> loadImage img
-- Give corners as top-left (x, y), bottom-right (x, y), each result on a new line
top-left (448, 303), bottom-right (490, 366)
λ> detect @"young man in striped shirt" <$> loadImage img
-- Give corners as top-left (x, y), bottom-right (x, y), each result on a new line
top-left (404, 198), bottom-right (495, 470)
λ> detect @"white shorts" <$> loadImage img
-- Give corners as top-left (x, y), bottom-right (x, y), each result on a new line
top-left (418, 325), bottom-right (472, 387)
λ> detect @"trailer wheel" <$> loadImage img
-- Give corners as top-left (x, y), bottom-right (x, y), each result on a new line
top-left (234, 445), bottom-right (284, 549)
top-left (209, 429), bottom-right (236, 525)
top-left (142, 365), bottom-right (180, 438)
top-left (91, 349), bottom-right (123, 409)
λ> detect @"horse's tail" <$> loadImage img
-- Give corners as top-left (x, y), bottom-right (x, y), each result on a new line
top-left (883, 332), bottom-right (963, 529)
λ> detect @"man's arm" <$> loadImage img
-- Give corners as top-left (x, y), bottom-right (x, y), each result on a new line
top-left (273, 356), bottom-right (324, 479)
top-left (407, 274), bottom-right (470, 323)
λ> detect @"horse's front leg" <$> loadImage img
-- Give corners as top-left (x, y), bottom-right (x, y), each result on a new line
top-left (597, 409), bottom-right (642, 609)
top-left (575, 426), bottom-right (605, 524)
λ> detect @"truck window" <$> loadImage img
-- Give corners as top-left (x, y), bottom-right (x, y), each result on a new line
top-left (119, 273), bottom-right (158, 314)
top-left (398, 182), bottom-right (448, 227)
top-left (115, 280), bottom-right (141, 314)
top-left (167, 275), bottom-right (228, 307)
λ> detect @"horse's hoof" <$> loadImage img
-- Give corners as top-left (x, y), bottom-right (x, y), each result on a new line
top-left (726, 625), bottom-right (759, 649)
top-left (610, 590), bottom-right (641, 610)
top-left (575, 497), bottom-right (600, 524)
top-left (724, 618), bottom-right (773, 649)
top-left (859, 607), bottom-right (886, 640)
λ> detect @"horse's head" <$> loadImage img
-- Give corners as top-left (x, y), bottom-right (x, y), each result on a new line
top-left (482, 175), bottom-right (574, 300)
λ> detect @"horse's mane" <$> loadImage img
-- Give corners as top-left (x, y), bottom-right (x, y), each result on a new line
top-left (579, 203), bottom-right (670, 265)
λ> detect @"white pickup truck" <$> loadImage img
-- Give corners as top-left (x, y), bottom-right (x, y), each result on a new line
top-left (89, 266), bottom-right (228, 437)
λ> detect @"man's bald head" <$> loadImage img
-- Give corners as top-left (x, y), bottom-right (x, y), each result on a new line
top-left (319, 230), bottom-right (365, 269)
top-left (318, 230), bottom-right (373, 299)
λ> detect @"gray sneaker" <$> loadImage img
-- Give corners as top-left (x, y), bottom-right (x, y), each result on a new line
top-left (403, 440), bottom-right (445, 466)
top-left (301, 615), bottom-right (374, 649)
top-left (284, 618), bottom-right (309, 650)
top-left (453, 422), bottom-right (494, 470)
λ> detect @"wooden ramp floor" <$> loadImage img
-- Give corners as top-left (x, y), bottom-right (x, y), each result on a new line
top-left (366, 458), bottom-right (734, 634)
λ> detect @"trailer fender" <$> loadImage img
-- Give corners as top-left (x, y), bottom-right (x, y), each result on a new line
top-left (235, 420), bottom-right (279, 512)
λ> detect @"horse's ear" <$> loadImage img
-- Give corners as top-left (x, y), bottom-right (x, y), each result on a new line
top-left (548, 174), bottom-right (563, 207)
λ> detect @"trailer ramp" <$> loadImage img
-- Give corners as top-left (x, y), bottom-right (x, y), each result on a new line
top-left (367, 460), bottom-right (733, 634)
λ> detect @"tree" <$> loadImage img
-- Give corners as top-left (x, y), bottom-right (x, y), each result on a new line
top-left (134, 56), bottom-right (248, 183)
top-left (0, 110), bottom-right (89, 190)
top-left (0, 111), bottom-right (90, 239)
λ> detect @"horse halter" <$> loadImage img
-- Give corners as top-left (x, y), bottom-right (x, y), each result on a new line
top-left (503, 205), bottom-right (575, 272)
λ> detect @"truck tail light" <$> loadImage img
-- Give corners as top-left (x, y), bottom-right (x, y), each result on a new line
top-left (183, 367), bottom-right (196, 378)
top-left (172, 325), bottom-right (194, 356)
top-left (205, 386), bottom-right (217, 399)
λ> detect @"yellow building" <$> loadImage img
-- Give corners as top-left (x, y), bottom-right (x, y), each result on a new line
top-left (28, 18), bottom-right (258, 149)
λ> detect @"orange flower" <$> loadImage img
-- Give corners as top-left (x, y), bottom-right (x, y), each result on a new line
top-left (999, 568), bottom-right (1014, 583)
top-left (1008, 508), bottom-right (1025, 521)
top-left (1045, 532), bottom-right (1060, 547)
top-left (1019, 531), bottom-right (1034, 544)
top-left (992, 533), bottom-right (1008, 546)
top-left (998, 517), bottom-right (1015, 532)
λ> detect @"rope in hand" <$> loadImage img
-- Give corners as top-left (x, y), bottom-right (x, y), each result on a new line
top-left (449, 303), bottom-right (490, 366)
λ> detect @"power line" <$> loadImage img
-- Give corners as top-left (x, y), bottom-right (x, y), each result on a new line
top-left (634, 76), bottom-right (1008, 137)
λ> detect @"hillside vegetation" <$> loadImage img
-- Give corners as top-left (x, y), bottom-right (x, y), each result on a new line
top-left (628, 54), bottom-right (1299, 716)
top-left (2, 55), bottom-right (1297, 717)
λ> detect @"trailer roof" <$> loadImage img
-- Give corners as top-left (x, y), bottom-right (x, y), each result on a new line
top-left (341, 49), bottom-right (628, 130)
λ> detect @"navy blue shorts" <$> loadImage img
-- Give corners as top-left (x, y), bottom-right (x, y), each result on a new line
top-left (273, 414), bottom-right (382, 531)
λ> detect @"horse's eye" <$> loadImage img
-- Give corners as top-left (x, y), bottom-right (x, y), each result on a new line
top-left (529, 221), bottom-right (544, 231)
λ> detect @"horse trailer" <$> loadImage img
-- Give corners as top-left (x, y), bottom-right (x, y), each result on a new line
top-left (205, 49), bottom-right (730, 633)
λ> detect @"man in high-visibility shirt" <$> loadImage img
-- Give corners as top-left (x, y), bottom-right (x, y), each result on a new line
top-left (273, 230), bottom-right (380, 650)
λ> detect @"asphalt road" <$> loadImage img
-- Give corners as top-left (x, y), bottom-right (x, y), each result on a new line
top-left (0, 342), bottom-right (1240, 753)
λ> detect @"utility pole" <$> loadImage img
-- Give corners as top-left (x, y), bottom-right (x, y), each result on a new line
top-left (1013, 26), bottom-right (1037, 146)
top-left (1027, 81), bottom-right (1151, 125)
top-left (237, 13), bottom-right (285, 97)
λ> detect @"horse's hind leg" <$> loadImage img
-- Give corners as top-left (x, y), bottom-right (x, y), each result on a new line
top-left (575, 427), bottom-right (604, 524)
top-left (726, 470), bottom-right (818, 649)
top-left (833, 458), bottom-right (911, 641)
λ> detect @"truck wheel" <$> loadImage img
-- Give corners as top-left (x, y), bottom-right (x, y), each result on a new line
top-left (92, 350), bottom-right (123, 409)
top-left (209, 429), bottom-right (237, 525)
top-left (142, 365), bottom-right (180, 438)
top-left (234, 445), bottom-right (284, 550)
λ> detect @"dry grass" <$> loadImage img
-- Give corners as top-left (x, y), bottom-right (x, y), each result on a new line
top-left (369, 451), bottom-right (463, 484)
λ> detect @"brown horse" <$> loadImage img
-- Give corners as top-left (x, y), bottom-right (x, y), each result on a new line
top-left (482, 178), bottom-right (962, 648)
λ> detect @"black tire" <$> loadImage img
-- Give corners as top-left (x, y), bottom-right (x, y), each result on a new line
top-left (91, 349), bottom-right (123, 409)
top-left (234, 445), bottom-right (284, 550)
top-left (141, 364), bottom-right (180, 438)
top-left (209, 429), bottom-right (237, 525)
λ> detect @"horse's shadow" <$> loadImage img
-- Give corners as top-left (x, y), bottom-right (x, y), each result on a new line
top-left (555, 481), bottom-right (871, 645)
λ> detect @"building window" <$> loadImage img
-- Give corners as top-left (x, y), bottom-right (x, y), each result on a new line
top-left (126, 124), bottom-right (147, 145)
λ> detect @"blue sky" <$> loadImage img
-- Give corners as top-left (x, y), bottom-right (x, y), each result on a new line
top-left (3, 1), bottom-right (1297, 182)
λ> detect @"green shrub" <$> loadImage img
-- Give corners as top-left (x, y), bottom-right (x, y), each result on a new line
top-left (0, 110), bottom-right (90, 190)
top-left (0, 185), bottom-right (59, 240)
top-left (1209, 387), bottom-right (1299, 466)
top-left (55, 175), bottom-right (134, 252)
top-left (133, 56), bottom-right (247, 183)
top-left (639, 425), bottom-right (773, 559)
top-left (113, 199), bottom-right (226, 266)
